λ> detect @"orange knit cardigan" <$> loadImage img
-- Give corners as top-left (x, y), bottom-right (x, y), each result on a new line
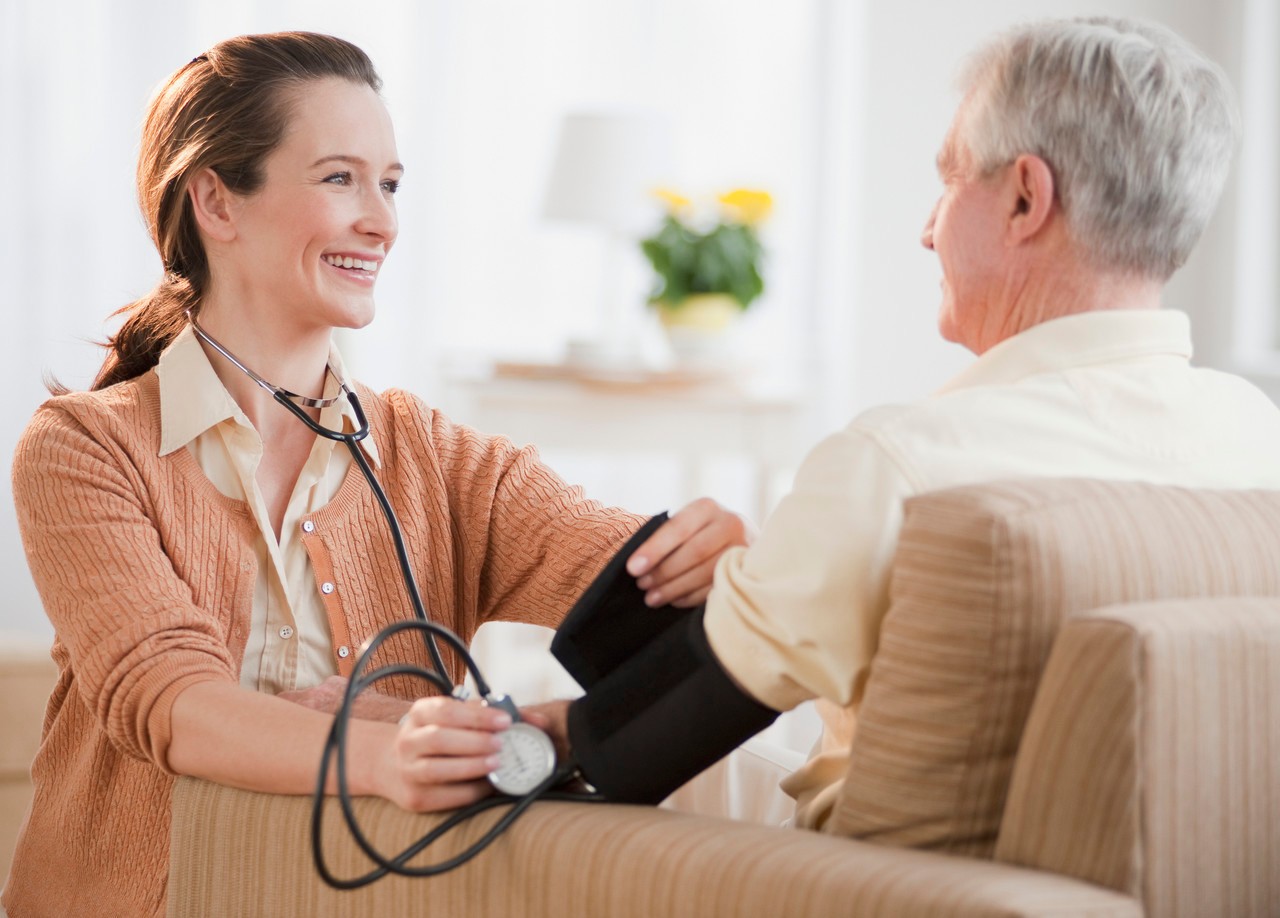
top-left (4, 371), bottom-right (641, 917)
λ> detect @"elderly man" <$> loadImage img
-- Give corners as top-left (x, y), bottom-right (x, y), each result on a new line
top-left (553, 16), bottom-right (1280, 826)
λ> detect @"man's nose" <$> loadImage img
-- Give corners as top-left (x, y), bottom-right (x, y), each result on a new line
top-left (921, 202), bottom-right (938, 250)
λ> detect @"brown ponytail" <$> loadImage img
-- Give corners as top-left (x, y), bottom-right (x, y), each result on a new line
top-left (91, 32), bottom-right (382, 391)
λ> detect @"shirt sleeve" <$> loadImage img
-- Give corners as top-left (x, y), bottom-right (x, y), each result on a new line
top-left (703, 425), bottom-right (916, 712)
top-left (11, 403), bottom-right (237, 771)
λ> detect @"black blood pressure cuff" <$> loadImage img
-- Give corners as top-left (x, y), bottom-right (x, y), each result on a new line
top-left (565, 609), bottom-right (778, 803)
top-left (552, 515), bottom-right (779, 804)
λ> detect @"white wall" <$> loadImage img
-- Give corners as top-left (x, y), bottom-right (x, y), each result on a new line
top-left (844, 0), bottom-right (1248, 417)
top-left (1, 0), bottom-right (1262, 637)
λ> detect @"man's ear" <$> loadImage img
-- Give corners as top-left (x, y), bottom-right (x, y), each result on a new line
top-left (187, 168), bottom-right (240, 243)
top-left (1005, 153), bottom-right (1055, 244)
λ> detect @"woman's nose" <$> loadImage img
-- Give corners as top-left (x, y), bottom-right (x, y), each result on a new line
top-left (357, 189), bottom-right (398, 244)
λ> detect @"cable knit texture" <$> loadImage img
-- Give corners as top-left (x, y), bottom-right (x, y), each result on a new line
top-left (4, 370), bottom-right (642, 918)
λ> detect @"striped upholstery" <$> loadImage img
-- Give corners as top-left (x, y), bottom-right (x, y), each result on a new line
top-left (167, 780), bottom-right (1141, 917)
top-left (828, 480), bottom-right (1280, 857)
top-left (163, 479), bottom-right (1280, 915)
top-left (998, 599), bottom-right (1280, 918)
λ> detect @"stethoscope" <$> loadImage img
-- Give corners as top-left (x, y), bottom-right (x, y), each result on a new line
top-left (187, 313), bottom-right (586, 886)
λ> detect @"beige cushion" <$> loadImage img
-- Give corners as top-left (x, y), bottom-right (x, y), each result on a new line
top-left (997, 598), bottom-right (1280, 917)
top-left (828, 480), bottom-right (1280, 856)
top-left (0, 637), bottom-right (55, 778)
top-left (168, 779), bottom-right (1141, 918)
top-left (0, 635), bottom-right (56, 888)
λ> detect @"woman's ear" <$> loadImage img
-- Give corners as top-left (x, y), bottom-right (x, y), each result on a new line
top-left (187, 168), bottom-right (240, 243)
top-left (1006, 153), bottom-right (1055, 244)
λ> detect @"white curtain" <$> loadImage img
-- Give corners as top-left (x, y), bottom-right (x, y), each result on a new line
top-left (4, 0), bottom-right (1267, 645)
top-left (0, 0), bottom-right (859, 637)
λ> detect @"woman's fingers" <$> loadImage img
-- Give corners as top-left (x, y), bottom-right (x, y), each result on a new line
top-left (399, 722), bottom-right (503, 759)
top-left (402, 751), bottom-right (500, 785)
top-left (402, 695), bottom-right (510, 731)
top-left (383, 696), bottom-right (513, 811)
top-left (645, 556), bottom-right (719, 608)
top-left (637, 534), bottom-right (722, 606)
top-left (628, 498), bottom-right (752, 607)
top-left (627, 498), bottom-right (723, 577)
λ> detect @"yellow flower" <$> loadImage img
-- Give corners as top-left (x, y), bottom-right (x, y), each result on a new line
top-left (652, 187), bottom-right (692, 215)
top-left (718, 188), bottom-right (773, 225)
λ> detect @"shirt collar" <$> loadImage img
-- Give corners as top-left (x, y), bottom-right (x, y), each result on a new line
top-left (156, 324), bottom-right (380, 467)
top-left (935, 309), bottom-right (1194, 396)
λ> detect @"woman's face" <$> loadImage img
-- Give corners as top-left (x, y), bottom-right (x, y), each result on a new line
top-left (217, 77), bottom-right (402, 335)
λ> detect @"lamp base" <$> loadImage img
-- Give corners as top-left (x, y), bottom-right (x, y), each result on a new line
top-left (564, 336), bottom-right (647, 373)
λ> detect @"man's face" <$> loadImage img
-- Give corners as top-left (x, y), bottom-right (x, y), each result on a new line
top-left (921, 108), bottom-right (1013, 354)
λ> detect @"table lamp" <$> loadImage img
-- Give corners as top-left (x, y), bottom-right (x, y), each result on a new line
top-left (542, 111), bottom-right (673, 369)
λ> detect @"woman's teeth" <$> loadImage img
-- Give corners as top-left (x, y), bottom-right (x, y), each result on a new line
top-left (323, 254), bottom-right (378, 271)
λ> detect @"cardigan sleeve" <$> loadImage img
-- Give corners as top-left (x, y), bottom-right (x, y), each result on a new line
top-left (399, 393), bottom-right (645, 630)
top-left (11, 401), bottom-right (238, 771)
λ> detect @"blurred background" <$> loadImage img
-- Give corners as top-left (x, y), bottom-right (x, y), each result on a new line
top-left (1, 0), bottom-right (1276, 702)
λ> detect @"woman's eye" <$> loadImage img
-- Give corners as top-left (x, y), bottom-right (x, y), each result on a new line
top-left (381, 179), bottom-right (400, 195)
top-left (323, 172), bottom-right (352, 186)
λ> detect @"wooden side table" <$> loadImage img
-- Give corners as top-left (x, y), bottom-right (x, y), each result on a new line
top-left (442, 361), bottom-right (808, 523)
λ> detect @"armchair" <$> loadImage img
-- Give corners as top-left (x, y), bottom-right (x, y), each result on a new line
top-left (167, 478), bottom-right (1280, 917)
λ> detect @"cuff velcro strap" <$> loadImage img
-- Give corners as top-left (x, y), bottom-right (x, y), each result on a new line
top-left (566, 609), bottom-right (779, 804)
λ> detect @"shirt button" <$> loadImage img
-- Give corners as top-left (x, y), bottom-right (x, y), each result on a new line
top-left (337, 646), bottom-right (350, 659)
top-left (279, 626), bottom-right (294, 640)
top-left (302, 520), bottom-right (315, 533)
top-left (321, 582), bottom-right (335, 595)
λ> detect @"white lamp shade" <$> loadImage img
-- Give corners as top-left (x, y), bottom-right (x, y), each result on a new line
top-left (542, 111), bottom-right (674, 234)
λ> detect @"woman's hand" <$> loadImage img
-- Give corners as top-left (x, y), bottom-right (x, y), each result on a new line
top-left (278, 675), bottom-right (409, 723)
top-left (626, 497), bottom-right (755, 607)
top-left (374, 696), bottom-right (510, 813)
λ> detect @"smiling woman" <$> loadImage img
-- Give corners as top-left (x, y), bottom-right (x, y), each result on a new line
top-left (2, 31), bottom-right (751, 918)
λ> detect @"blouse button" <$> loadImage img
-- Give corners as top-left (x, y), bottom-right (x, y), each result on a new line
top-left (279, 625), bottom-right (294, 640)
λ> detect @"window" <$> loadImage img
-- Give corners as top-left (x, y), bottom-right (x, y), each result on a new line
top-left (1233, 0), bottom-right (1280, 375)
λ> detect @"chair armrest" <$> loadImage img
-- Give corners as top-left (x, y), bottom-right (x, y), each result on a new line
top-left (997, 598), bottom-right (1280, 916)
top-left (168, 778), bottom-right (1139, 917)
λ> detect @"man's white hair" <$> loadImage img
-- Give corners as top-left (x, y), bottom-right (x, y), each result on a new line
top-left (959, 17), bottom-right (1239, 280)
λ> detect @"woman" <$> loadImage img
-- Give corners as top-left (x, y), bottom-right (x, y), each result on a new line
top-left (3, 32), bottom-right (746, 917)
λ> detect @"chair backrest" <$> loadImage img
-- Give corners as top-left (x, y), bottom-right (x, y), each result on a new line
top-left (996, 598), bottom-right (1280, 918)
top-left (826, 478), bottom-right (1280, 857)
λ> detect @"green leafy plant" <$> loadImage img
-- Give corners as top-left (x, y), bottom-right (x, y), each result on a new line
top-left (640, 189), bottom-right (771, 310)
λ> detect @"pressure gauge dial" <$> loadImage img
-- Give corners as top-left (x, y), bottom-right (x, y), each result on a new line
top-left (489, 722), bottom-right (557, 796)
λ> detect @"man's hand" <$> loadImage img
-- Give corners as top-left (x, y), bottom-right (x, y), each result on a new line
top-left (278, 675), bottom-right (410, 723)
top-left (626, 497), bottom-right (755, 607)
top-left (520, 699), bottom-right (571, 763)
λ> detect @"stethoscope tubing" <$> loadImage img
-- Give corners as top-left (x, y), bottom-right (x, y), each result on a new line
top-left (184, 316), bottom-right (587, 886)
top-left (311, 618), bottom-right (584, 887)
top-left (271, 389), bottom-right (453, 682)
top-left (187, 310), bottom-right (450, 680)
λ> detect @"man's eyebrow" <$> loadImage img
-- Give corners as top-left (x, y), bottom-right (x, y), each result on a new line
top-left (935, 139), bottom-right (954, 176)
top-left (310, 154), bottom-right (405, 173)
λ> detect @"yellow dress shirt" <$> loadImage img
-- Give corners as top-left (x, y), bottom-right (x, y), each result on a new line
top-left (155, 326), bottom-right (380, 694)
top-left (704, 309), bottom-right (1280, 829)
